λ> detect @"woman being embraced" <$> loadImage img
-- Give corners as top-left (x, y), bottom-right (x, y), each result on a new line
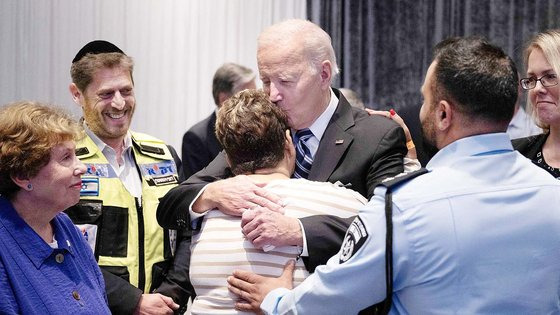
top-left (0, 101), bottom-right (110, 314)
top-left (513, 30), bottom-right (560, 179)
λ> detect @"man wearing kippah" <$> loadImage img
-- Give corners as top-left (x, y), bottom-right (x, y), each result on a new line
top-left (65, 40), bottom-right (192, 314)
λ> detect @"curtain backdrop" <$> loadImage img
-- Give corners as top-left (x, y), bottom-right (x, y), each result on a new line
top-left (308, 0), bottom-right (560, 164)
top-left (0, 0), bottom-right (305, 150)
top-left (308, 0), bottom-right (560, 110)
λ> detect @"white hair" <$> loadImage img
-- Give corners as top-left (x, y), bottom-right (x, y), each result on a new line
top-left (258, 19), bottom-right (339, 82)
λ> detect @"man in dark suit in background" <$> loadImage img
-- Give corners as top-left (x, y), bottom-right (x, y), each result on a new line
top-left (157, 19), bottom-right (407, 272)
top-left (181, 63), bottom-right (256, 179)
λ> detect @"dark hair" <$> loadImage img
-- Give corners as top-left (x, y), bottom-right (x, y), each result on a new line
top-left (432, 36), bottom-right (517, 124)
top-left (215, 89), bottom-right (289, 175)
top-left (212, 63), bottom-right (255, 106)
top-left (70, 52), bottom-right (134, 93)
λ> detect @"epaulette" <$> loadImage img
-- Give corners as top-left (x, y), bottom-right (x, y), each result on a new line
top-left (131, 131), bottom-right (168, 156)
top-left (75, 147), bottom-right (90, 157)
top-left (137, 144), bottom-right (165, 155)
top-left (379, 168), bottom-right (429, 190)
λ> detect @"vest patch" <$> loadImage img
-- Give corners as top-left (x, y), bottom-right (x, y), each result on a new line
top-left (80, 177), bottom-right (100, 196)
top-left (85, 163), bottom-right (111, 177)
top-left (77, 224), bottom-right (98, 252)
top-left (141, 161), bottom-right (178, 186)
top-left (75, 147), bottom-right (90, 157)
top-left (339, 216), bottom-right (368, 263)
top-left (147, 174), bottom-right (178, 186)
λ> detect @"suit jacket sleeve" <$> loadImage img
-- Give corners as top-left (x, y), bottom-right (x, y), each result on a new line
top-left (299, 215), bottom-right (356, 273)
top-left (300, 97), bottom-right (407, 272)
top-left (365, 123), bottom-right (406, 198)
top-left (153, 229), bottom-right (195, 313)
top-left (167, 144), bottom-right (185, 182)
top-left (299, 125), bottom-right (405, 271)
top-left (149, 146), bottom-right (193, 311)
top-left (157, 151), bottom-right (231, 230)
top-left (102, 268), bottom-right (142, 314)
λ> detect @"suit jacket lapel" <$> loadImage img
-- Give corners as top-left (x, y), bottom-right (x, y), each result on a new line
top-left (309, 91), bottom-right (355, 182)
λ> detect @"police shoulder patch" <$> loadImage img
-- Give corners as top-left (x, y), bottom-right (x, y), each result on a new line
top-left (339, 216), bottom-right (368, 263)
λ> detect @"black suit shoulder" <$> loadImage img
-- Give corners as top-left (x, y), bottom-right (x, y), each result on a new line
top-left (185, 114), bottom-right (214, 143)
top-left (316, 94), bottom-right (407, 198)
top-left (157, 151), bottom-right (230, 229)
top-left (181, 112), bottom-right (222, 179)
top-left (300, 93), bottom-right (406, 271)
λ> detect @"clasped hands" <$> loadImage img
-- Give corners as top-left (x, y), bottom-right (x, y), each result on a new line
top-left (197, 175), bottom-right (304, 248)
top-left (195, 175), bottom-right (301, 312)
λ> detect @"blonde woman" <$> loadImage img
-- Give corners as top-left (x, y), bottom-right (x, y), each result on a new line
top-left (513, 30), bottom-right (560, 179)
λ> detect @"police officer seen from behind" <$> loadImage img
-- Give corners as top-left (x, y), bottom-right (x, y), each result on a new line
top-left (65, 40), bottom-right (193, 314)
top-left (227, 37), bottom-right (560, 314)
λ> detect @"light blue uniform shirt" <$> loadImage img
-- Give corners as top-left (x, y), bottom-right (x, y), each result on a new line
top-left (262, 133), bottom-right (560, 314)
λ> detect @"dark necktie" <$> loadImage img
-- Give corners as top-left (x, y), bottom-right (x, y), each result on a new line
top-left (293, 128), bottom-right (314, 179)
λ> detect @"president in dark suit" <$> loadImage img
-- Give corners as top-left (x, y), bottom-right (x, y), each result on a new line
top-left (181, 63), bottom-right (256, 179)
top-left (158, 19), bottom-right (407, 273)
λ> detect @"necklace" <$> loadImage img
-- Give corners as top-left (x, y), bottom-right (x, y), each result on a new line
top-left (535, 151), bottom-right (560, 179)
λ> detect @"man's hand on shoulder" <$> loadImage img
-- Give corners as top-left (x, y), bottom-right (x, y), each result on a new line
top-left (133, 293), bottom-right (178, 315)
top-left (241, 206), bottom-right (303, 248)
top-left (192, 175), bottom-right (284, 216)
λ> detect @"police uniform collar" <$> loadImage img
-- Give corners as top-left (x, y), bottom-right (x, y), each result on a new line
top-left (426, 133), bottom-right (513, 170)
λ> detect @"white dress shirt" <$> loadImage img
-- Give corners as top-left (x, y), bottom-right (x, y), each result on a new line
top-left (85, 126), bottom-right (142, 199)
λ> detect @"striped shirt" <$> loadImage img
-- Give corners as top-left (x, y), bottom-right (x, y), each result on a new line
top-left (189, 178), bottom-right (367, 314)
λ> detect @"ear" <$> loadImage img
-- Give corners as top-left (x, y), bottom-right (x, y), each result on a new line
top-left (10, 175), bottom-right (30, 191)
top-left (284, 129), bottom-right (296, 174)
top-left (435, 100), bottom-right (453, 131)
top-left (319, 60), bottom-right (332, 89)
top-left (285, 129), bottom-right (293, 145)
top-left (284, 129), bottom-right (295, 157)
top-left (218, 92), bottom-right (231, 107)
top-left (224, 153), bottom-right (233, 169)
top-left (69, 83), bottom-right (84, 107)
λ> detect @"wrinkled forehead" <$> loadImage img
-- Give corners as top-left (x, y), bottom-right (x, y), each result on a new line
top-left (85, 67), bottom-right (134, 93)
top-left (258, 43), bottom-right (309, 76)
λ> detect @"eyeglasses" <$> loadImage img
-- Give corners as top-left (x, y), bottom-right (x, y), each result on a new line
top-left (520, 73), bottom-right (559, 90)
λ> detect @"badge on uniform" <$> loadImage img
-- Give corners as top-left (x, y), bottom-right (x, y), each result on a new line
top-left (141, 161), bottom-right (179, 186)
top-left (80, 177), bottom-right (100, 196)
top-left (339, 216), bottom-right (368, 263)
top-left (85, 163), bottom-right (110, 177)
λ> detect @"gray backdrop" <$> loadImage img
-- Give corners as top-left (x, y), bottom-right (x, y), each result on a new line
top-left (308, 0), bottom-right (560, 164)
top-left (308, 0), bottom-right (560, 109)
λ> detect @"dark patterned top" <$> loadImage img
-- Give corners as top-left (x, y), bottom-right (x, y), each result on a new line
top-left (535, 151), bottom-right (560, 179)
top-left (512, 133), bottom-right (560, 179)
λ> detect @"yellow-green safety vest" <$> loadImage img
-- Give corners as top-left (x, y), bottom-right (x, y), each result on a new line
top-left (66, 132), bottom-right (179, 292)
